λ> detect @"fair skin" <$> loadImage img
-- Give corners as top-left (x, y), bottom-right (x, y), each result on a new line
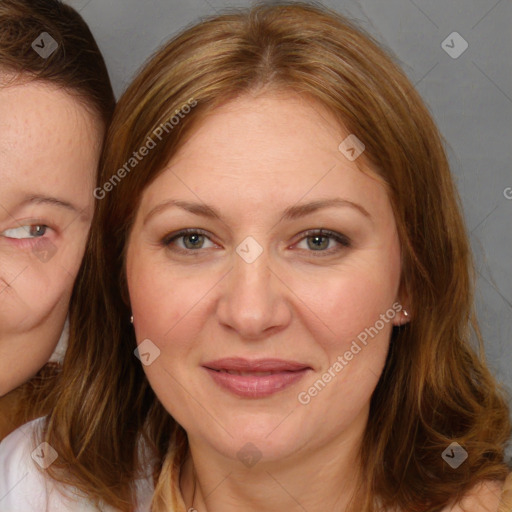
top-left (126, 92), bottom-right (503, 511)
top-left (0, 78), bottom-right (102, 397)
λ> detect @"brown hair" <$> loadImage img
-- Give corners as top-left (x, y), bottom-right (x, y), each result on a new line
top-left (0, 0), bottom-right (115, 437)
top-left (42, 2), bottom-right (511, 511)
top-left (0, 0), bottom-right (115, 123)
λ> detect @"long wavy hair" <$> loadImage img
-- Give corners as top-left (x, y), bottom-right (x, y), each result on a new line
top-left (42, 2), bottom-right (511, 511)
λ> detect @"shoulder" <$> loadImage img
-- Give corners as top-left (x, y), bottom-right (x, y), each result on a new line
top-left (0, 417), bottom-right (53, 510)
top-left (440, 478), bottom-right (512, 512)
top-left (0, 417), bottom-right (155, 512)
top-left (0, 417), bottom-right (99, 511)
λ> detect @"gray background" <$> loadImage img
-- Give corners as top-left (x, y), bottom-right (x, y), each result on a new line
top-left (64, 0), bottom-right (512, 435)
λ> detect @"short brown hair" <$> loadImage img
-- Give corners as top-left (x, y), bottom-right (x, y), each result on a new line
top-left (0, 0), bottom-right (115, 124)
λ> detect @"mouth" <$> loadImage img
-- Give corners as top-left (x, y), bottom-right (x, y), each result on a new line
top-left (203, 357), bottom-right (310, 372)
top-left (202, 358), bottom-right (311, 398)
top-left (214, 370), bottom-right (288, 376)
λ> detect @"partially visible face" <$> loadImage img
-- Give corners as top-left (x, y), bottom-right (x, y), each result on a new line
top-left (126, 92), bottom-right (407, 465)
top-left (0, 78), bottom-right (103, 396)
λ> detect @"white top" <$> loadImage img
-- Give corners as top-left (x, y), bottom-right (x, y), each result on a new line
top-left (0, 417), bottom-right (155, 511)
top-left (48, 316), bottom-right (69, 364)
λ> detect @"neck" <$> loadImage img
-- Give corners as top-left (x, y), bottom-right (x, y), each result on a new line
top-left (179, 410), bottom-right (368, 512)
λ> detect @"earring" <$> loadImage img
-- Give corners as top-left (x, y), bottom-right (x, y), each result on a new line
top-left (130, 315), bottom-right (134, 324)
top-left (403, 310), bottom-right (408, 317)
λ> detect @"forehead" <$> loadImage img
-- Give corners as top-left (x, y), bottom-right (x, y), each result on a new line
top-left (0, 80), bottom-right (103, 207)
top-left (138, 92), bottom-right (390, 221)
top-left (173, 91), bottom-right (341, 164)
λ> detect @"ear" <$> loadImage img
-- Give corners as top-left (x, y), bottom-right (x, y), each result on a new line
top-left (391, 304), bottom-right (410, 326)
top-left (392, 282), bottom-right (411, 327)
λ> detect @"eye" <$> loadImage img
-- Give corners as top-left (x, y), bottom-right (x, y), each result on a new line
top-left (162, 229), bottom-right (216, 252)
top-left (1, 225), bottom-right (48, 239)
top-left (295, 229), bottom-right (351, 255)
top-left (162, 228), bottom-right (350, 257)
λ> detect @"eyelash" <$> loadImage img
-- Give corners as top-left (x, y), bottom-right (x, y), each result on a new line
top-left (0, 223), bottom-right (53, 245)
top-left (161, 228), bottom-right (351, 257)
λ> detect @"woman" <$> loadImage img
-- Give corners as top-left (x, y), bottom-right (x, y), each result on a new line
top-left (0, 0), bottom-right (115, 439)
top-left (1, 2), bottom-right (510, 511)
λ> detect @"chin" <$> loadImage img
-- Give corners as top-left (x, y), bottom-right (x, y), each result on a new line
top-left (201, 416), bottom-right (308, 460)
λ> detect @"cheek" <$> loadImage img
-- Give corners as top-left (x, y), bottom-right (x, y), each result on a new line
top-left (57, 224), bottom-right (92, 271)
top-left (0, 260), bottom-right (74, 332)
top-left (295, 262), bottom-right (400, 421)
top-left (127, 257), bottom-right (199, 411)
top-left (128, 260), bottom-right (187, 338)
top-left (0, 331), bottom-right (58, 396)
top-left (292, 255), bottom-right (400, 350)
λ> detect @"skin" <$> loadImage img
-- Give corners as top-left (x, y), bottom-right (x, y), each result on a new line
top-left (446, 482), bottom-right (505, 512)
top-left (125, 91), bottom-right (500, 511)
top-left (0, 78), bottom-right (103, 397)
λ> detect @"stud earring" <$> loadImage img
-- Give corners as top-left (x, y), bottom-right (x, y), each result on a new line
top-left (130, 315), bottom-right (134, 324)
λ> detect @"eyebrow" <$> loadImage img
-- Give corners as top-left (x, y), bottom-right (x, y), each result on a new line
top-left (143, 197), bottom-right (371, 226)
top-left (20, 195), bottom-right (83, 215)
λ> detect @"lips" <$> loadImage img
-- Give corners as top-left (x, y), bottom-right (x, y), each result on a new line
top-left (202, 358), bottom-right (311, 398)
top-left (203, 357), bottom-right (309, 372)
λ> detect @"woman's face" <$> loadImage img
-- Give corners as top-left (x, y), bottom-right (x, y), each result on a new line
top-left (0, 79), bottom-right (103, 396)
top-left (126, 92), bottom-right (406, 464)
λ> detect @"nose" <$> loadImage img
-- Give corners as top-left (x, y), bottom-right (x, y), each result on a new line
top-left (215, 242), bottom-right (292, 340)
